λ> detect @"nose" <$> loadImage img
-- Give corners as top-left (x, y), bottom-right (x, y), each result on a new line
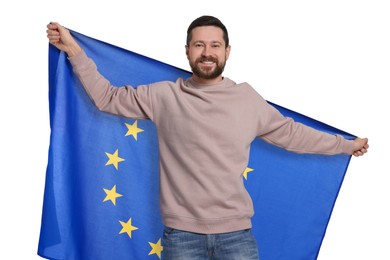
top-left (201, 45), bottom-right (212, 56)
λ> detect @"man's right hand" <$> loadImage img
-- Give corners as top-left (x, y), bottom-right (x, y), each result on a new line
top-left (46, 22), bottom-right (82, 57)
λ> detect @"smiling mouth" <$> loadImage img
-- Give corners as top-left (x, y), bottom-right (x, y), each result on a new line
top-left (201, 61), bottom-right (214, 66)
top-left (199, 56), bottom-right (217, 64)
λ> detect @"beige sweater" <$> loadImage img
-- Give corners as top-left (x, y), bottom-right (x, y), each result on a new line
top-left (69, 50), bottom-right (354, 234)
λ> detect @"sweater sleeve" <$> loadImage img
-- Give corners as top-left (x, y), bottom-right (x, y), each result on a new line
top-left (68, 50), bottom-right (153, 120)
top-left (256, 96), bottom-right (354, 155)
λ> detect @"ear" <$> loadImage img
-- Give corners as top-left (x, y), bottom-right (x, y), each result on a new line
top-left (185, 45), bottom-right (189, 59)
top-left (185, 45), bottom-right (190, 60)
top-left (225, 45), bottom-right (231, 60)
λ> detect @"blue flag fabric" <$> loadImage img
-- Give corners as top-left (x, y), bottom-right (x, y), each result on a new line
top-left (38, 30), bottom-right (354, 260)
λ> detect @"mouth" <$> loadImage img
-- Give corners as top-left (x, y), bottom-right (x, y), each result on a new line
top-left (199, 56), bottom-right (217, 64)
top-left (199, 58), bottom-right (217, 67)
top-left (200, 61), bottom-right (215, 67)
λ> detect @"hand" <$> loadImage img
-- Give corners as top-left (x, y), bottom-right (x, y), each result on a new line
top-left (46, 22), bottom-right (82, 57)
top-left (352, 137), bottom-right (369, 157)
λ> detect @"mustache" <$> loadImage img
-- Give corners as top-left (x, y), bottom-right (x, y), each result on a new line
top-left (197, 56), bottom-right (218, 63)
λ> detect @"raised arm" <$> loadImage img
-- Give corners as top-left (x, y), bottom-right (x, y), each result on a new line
top-left (45, 22), bottom-right (153, 120)
top-left (47, 22), bottom-right (82, 57)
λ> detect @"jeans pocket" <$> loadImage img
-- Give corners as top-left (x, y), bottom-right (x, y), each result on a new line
top-left (163, 226), bottom-right (175, 235)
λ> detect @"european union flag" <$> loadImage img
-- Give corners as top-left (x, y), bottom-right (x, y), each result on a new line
top-left (38, 29), bottom-right (354, 260)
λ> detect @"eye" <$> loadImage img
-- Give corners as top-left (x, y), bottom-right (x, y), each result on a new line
top-left (195, 43), bottom-right (204, 48)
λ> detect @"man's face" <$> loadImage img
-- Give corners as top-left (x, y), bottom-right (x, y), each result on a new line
top-left (186, 26), bottom-right (231, 83)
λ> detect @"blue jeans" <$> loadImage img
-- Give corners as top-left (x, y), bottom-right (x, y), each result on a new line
top-left (162, 227), bottom-right (259, 260)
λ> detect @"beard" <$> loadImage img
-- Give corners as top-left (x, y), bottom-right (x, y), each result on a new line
top-left (190, 56), bottom-right (226, 80)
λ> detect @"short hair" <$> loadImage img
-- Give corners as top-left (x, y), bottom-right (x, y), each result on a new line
top-left (186, 15), bottom-right (229, 47)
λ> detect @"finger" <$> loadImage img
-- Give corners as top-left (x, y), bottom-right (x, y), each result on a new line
top-left (47, 33), bottom-right (59, 41)
top-left (47, 22), bottom-right (58, 30)
top-left (47, 35), bottom-right (60, 45)
top-left (46, 28), bottom-right (61, 42)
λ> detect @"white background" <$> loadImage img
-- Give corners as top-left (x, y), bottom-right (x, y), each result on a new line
top-left (1, 0), bottom-right (389, 259)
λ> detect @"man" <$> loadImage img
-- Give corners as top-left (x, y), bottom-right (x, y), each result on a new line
top-left (46, 15), bottom-right (368, 260)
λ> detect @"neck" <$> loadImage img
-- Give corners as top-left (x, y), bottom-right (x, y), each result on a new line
top-left (192, 74), bottom-right (224, 85)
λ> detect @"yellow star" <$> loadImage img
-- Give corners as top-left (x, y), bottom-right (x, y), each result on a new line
top-left (125, 120), bottom-right (144, 140)
top-left (105, 149), bottom-right (125, 170)
top-left (119, 218), bottom-right (138, 238)
top-left (148, 238), bottom-right (163, 259)
top-left (243, 167), bottom-right (254, 180)
top-left (103, 185), bottom-right (123, 205)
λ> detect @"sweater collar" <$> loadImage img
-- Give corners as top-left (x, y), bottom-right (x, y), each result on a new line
top-left (185, 77), bottom-right (234, 90)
